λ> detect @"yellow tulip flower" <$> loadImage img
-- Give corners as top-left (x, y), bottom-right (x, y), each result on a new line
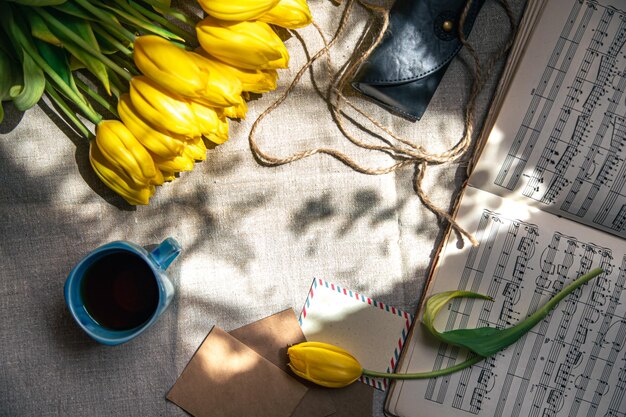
top-left (220, 100), bottom-right (248, 120)
top-left (89, 120), bottom-right (164, 205)
top-left (133, 35), bottom-right (243, 108)
top-left (90, 143), bottom-right (155, 206)
top-left (188, 100), bottom-right (230, 145)
top-left (152, 152), bottom-right (195, 174)
top-left (205, 115), bottom-right (229, 145)
top-left (258, 0), bottom-right (312, 29)
top-left (197, 0), bottom-right (279, 21)
top-left (188, 100), bottom-right (222, 137)
top-left (229, 67), bottom-right (278, 94)
top-left (287, 342), bottom-right (363, 388)
top-left (94, 120), bottom-right (163, 187)
top-left (195, 49), bottom-right (278, 94)
top-left (183, 136), bottom-right (207, 161)
top-left (197, 17), bottom-right (289, 70)
top-left (161, 171), bottom-right (176, 182)
top-left (118, 94), bottom-right (186, 159)
top-left (130, 76), bottom-right (202, 139)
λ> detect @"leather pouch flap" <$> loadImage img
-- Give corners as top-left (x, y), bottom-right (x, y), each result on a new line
top-left (356, 0), bottom-right (483, 85)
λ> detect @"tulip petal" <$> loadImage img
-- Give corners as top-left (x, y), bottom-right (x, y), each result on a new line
top-left (134, 35), bottom-right (243, 107)
top-left (130, 76), bottom-right (202, 138)
top-left (118, 94), bottom-right (186, 158)
top-left (90, 141), bottom-right (154, 205)
top-left (197, 17), bottom-right (289, 70)
top-left (96, 120), bottom-right (164, 187)
top-left (258, 0), bottom-right (312, 29)
top-left (287, 342), bottom-right (362, 388)
top-left (197, 0), bottom-right (280, 21)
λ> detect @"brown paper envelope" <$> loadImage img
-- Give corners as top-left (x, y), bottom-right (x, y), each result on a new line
top-left (325, 382), bottom-right (374, 417)
top-left (167, 326), bottom-right (307, 417)
top-left (230, 309), bottom-right (373, 417)
top-left (229, 309), bottom-right (303, 374)
top-left (229, 309), bottom-right (336, 417)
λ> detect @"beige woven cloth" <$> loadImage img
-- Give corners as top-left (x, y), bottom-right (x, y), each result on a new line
top-left (0, 1), bottom-right (525, 416)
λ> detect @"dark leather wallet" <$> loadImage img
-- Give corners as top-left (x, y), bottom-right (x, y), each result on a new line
top-left (351, 0), bottom-right (486, 121)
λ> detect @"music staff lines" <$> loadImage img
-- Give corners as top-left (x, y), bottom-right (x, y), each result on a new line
top-left (493, 1), bottom-right (588, 191)
top-left (423, 197), bottom-right (626, 416)
top-left (561, 20), bottom-right (626, 217)
top-left (524, 9), bottom-right (618, 203)
top-left (488, 0), bottom-right (626, 239)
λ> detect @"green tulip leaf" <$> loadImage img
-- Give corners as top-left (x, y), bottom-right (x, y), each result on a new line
top-left (0, 24), bottom-right (19, 60)
top-left (0, 48), bottom-right (19, 100)
top-left (422, 267), bottom-right (604, 358)
top-left (0, 48), bottom-right (21, 124)
top-left (0, 2), bottom-right (44, 110)
top-left (68, 55), bottom-right (86, 71)
top-left (102, 3), bottom-right (184, 42)
top-left (33, 38), bottom-right (90, 110)
top-left (27, 13), bottom-right (63, 46)
top-left (138, 0), bottom-right (195, 26)
top-left (53, 1), bottom-right (95, 21)
top-left (46, 14), bottom-right (111, 94)
top-left (11, 50), bottom-right (45, 111)
top-left (0, 2), bottom-right (101, 124)
top-left (7, 0), bottom-right (67, 6)
top-left (93, 32), bottom-right (118, 55)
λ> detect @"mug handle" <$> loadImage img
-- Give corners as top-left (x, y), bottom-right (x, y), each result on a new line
top-left (149, 237), bottom-right (182, 270)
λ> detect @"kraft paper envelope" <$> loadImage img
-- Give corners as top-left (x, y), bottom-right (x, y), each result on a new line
top-left (229, 309), bottom-right (336, 417)
top-left (230, 309), bottom-right (373, 417)
top-left (299, 278), bottom-right (414, 390)
top-left (167, 326), bottom-right (307, 417)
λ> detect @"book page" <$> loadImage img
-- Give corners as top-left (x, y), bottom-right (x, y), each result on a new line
top-left (385, 187), bottom-right (626, 417)
top-left (471, 0), bottom-right (626, 239)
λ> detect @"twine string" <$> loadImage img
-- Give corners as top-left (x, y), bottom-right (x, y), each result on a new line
top-left (248, 0), bottom-right (516, 247)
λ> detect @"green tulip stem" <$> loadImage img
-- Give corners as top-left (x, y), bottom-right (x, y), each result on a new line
top-left (73, 0), bottom-right (137, 43)
top-left (127, 0), bottom-right (195, 44)
top-left (506, 267), bottom-right (604, 337)
top-left (75, 78), bottom-right (118, 118)
top-left (92, 24), bottom-right (133, 57)
top-left (107, 71), bottom-right (127, 98)
top-left (361, 355), bottom-right (484, 380)
top-left (138, 0), bottom-right (197, 27)
top-left (33, 8), bottom-right (133, 83)
top-left (101, 3), bottom-right (185, 43)
top-left (360, 267), bottom-right (605, 382)
top-left (109, 53), bottom-right (139, 77)
top-left (45, 84), bottom-right (94, 140)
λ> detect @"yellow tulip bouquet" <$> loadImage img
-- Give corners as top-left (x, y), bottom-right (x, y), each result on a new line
top-left (0, 0), bottom-right (311, 204)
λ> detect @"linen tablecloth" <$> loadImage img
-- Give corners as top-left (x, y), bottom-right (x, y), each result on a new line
top-left (0, 1), bottom-right (525, 415)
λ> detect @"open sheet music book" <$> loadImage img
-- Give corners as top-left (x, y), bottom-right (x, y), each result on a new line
top-left (384, 1), bottom-right (626, 416)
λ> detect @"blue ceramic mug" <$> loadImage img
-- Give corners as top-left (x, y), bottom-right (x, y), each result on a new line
top-left (64, 238), bottom-right (181, 346)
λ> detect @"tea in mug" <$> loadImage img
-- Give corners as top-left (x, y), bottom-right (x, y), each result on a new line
top-left (80, 252), bottom-right (159, 330)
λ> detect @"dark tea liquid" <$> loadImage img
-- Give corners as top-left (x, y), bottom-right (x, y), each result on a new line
top-left (81, 251), bottom-right (159, 330)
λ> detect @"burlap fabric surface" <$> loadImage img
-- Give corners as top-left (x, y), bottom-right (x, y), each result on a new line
top-left (0, 1), bottom-right (524, 415)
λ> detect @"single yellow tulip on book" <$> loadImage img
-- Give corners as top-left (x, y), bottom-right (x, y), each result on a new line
top-left (287, 342), bottom-right (363, 388)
